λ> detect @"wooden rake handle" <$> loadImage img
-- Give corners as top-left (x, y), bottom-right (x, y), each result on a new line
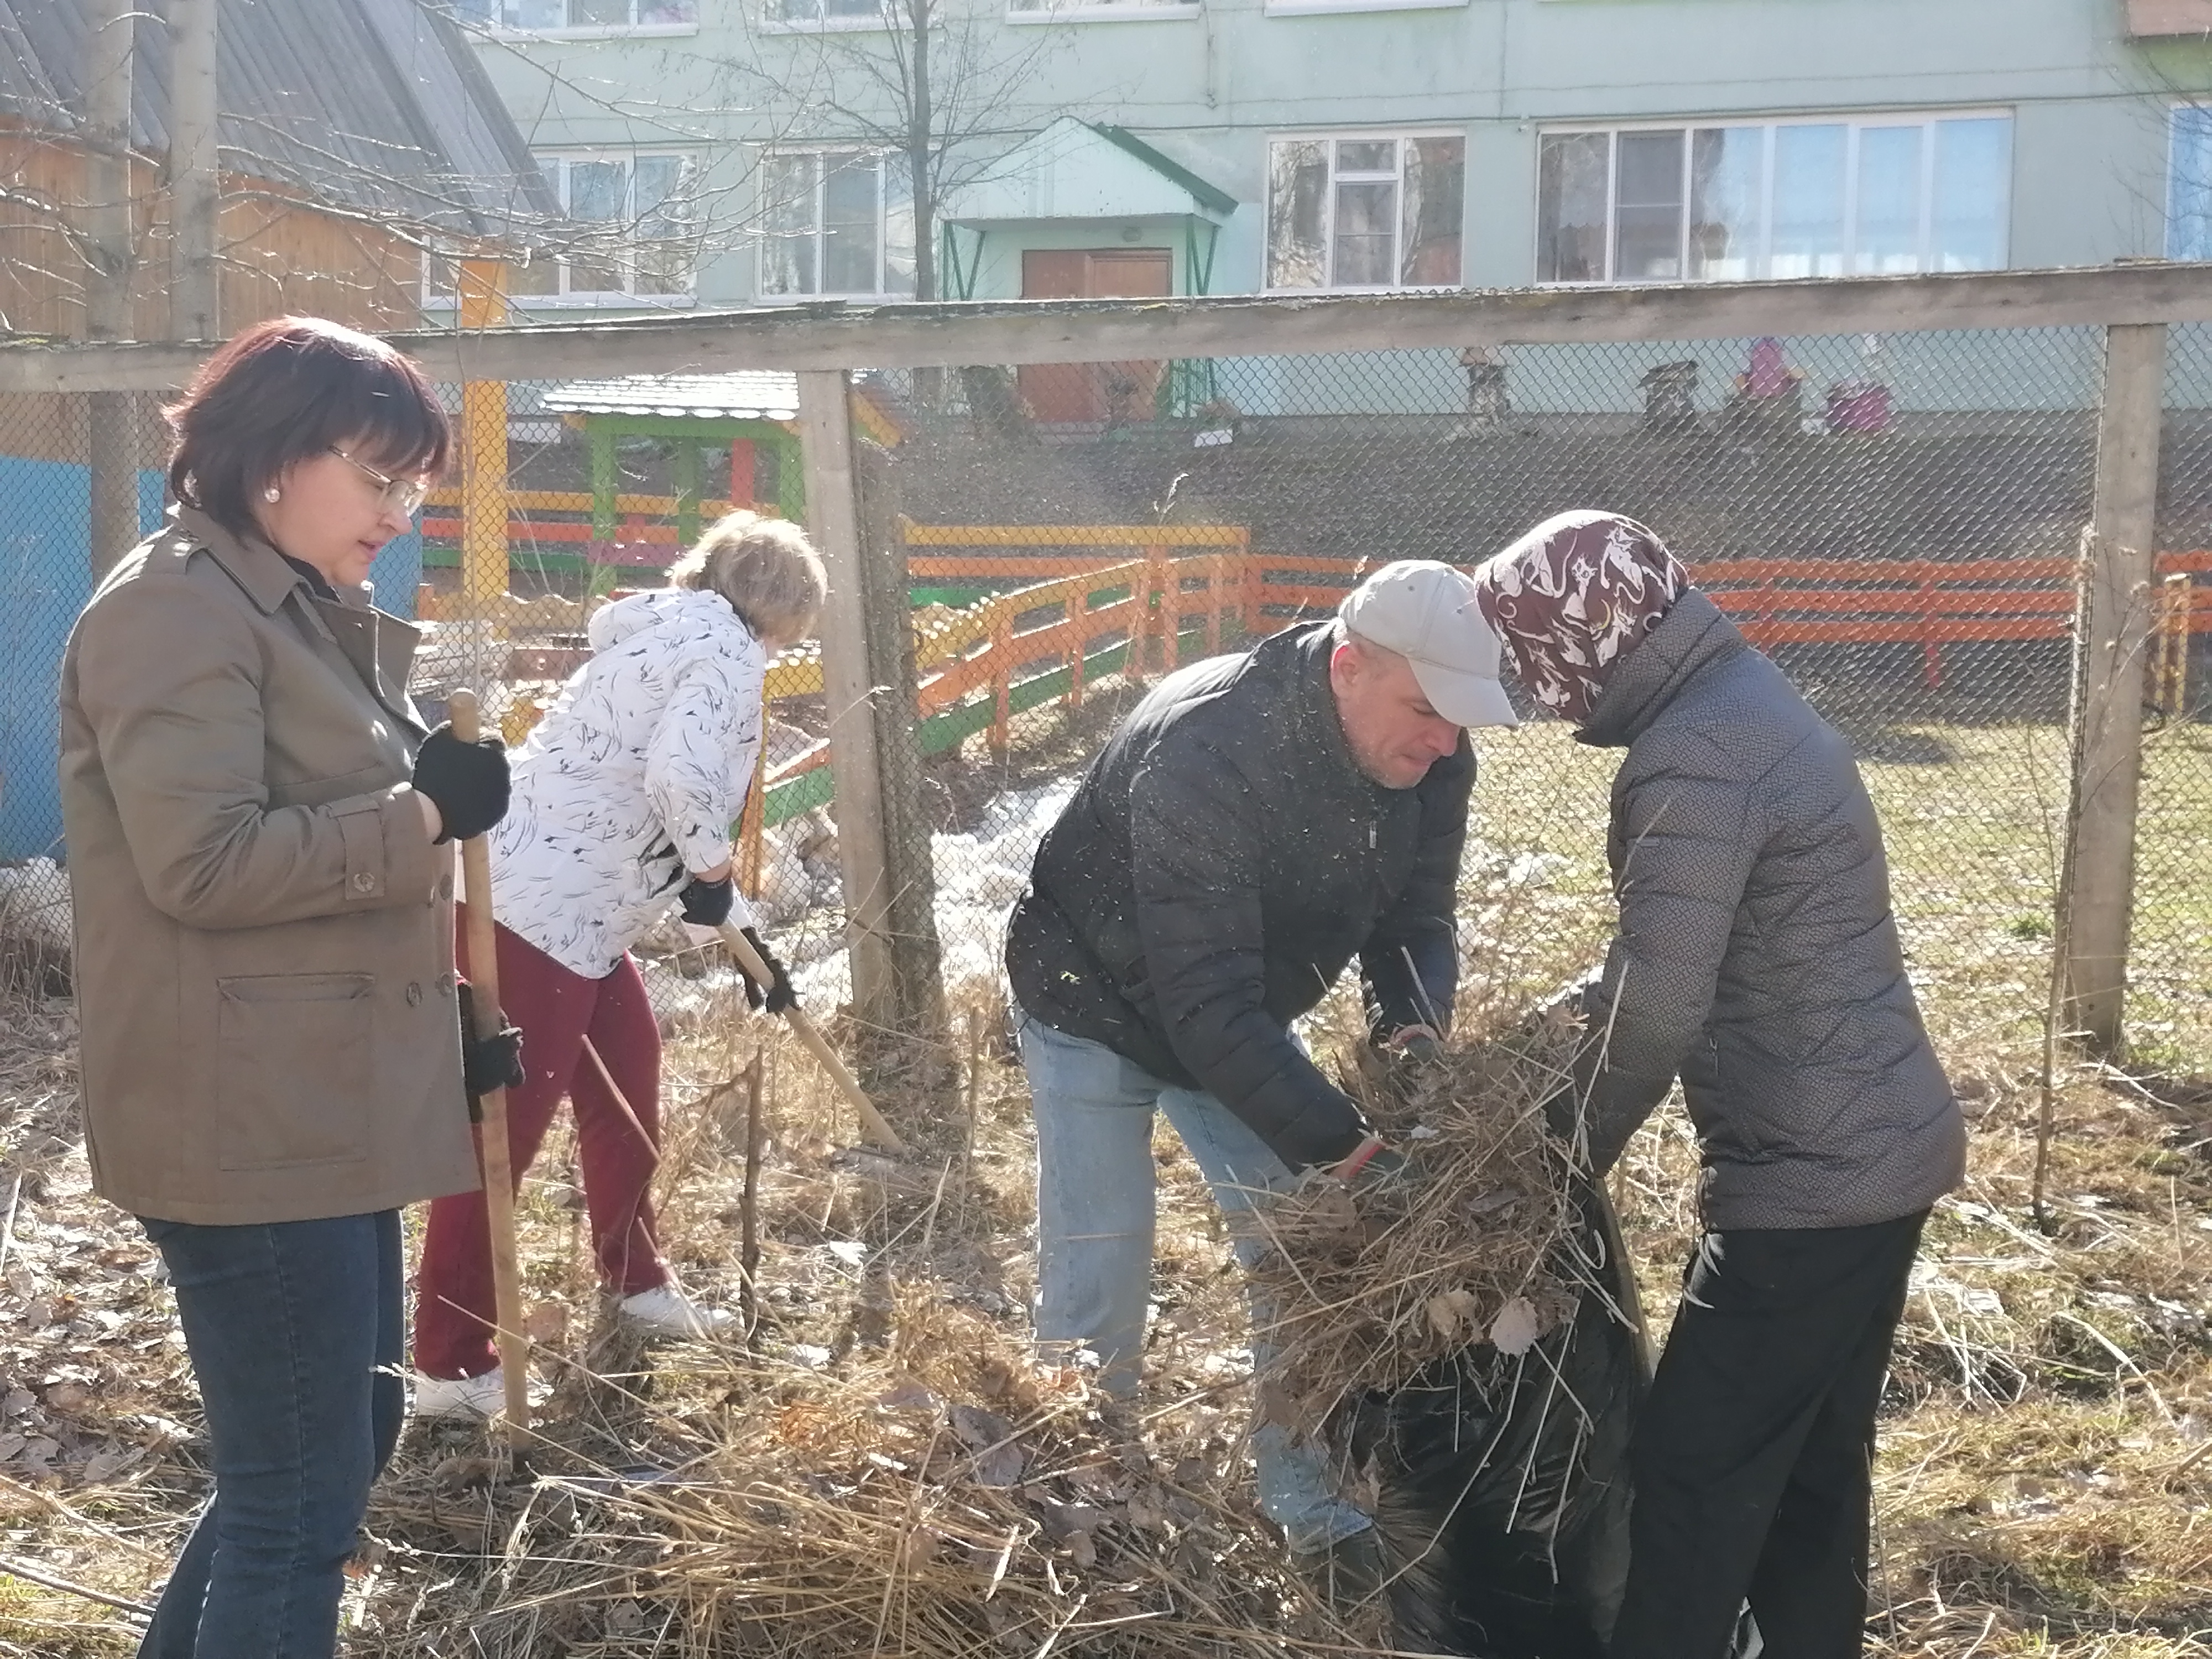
top-left (715, 921), bottom-right (906, 1155)
top-left (447, 690), bottom-right (532, 1438)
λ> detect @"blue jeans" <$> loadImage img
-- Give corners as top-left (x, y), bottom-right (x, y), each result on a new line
top-left (137, 1211), bottom-right (405, 1659)
top-left (1018, 1010), bottom-right (1371, 1553)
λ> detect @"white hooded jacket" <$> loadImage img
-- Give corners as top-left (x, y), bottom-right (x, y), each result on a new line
top-left (488, 586), bottom-right (764, 977)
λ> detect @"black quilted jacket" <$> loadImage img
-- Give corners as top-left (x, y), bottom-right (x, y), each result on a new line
top-left (1005, 623), bottom-right (1474, 1169)
top-left (1571, 589), bottom-right (1965, 1229)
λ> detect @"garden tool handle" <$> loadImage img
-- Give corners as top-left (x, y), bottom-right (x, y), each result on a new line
top-left (715, 922), bottom-right (906, 1155)
top-left (447, 690), bottom-right (532, 1438)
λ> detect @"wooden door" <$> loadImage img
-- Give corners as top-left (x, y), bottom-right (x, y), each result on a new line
top-left (1019, 248), bottom-right (1172, 424)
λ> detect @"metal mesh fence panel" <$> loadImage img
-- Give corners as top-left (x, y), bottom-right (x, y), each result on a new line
top-left (0, 389), bottom-right (168, 992)
top-left (855, 330), bottom-right (2107, 1076)
top-left (2140, 320), bottom-right (2212, 1071)
top-left (7, 311), bottom-right (2211, 1078)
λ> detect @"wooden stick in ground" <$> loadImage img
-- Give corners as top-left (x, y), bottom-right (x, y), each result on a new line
top-left (447, 689), bottom-right (532, 1438)
top-left (961, 1008), bottom-right (983, 1209)
top-left (715, 921), bottom-right (906, 1154)
top-left (739, 1049), bottom-right (764, 1340)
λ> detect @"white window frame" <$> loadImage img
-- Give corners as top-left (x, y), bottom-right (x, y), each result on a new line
top-left (458, 0), bottom-right (700, 38)
top-left (1262, 129), bottom-right (1467, 294)
top-left (1264, 0), bottom-right (1464, 18)
top-left (487, 151), bottom-right (700, 307)
top-left (1005, 0), bottom-right (1200, 24)
top-left (1532, 108), bottom-right (2012, 286)
top-left (759, 0), bottom-right (895, 32)
top-left (757, 149), bottom-right (917, 301)
top-left (2168, 102), bottom-right (2212, 262)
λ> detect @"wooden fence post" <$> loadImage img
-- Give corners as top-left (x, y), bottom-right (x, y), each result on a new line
top-left (1240, 535), bottom-right (1262, 641)
top-left (1203, 554), bottom-right (1223, 656)
top-left (989, 607), bottom-right (1013, 759)
top-left (851, 418), bottom-right (946, 1050)
top-left (84, 0), bottom-right (136, 583)
top-left (2060, 321), bottom-right (2167, 1057)
top-left (457, 260), bottom-right (512, 627)
top-left (1068, 588), bottom-right (1086, 709)
top-left (2154, 571), bottom-right (2192, 717)
top-left (799, 369), bottom-right (895, 1026)
top-left (1147, 544), bottom-right (1173, 671)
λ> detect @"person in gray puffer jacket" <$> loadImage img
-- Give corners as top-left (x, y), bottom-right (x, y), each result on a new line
top-left (1472, 511), bottom-right (1965, 1659)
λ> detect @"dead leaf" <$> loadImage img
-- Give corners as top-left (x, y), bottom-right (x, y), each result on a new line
top-left (1425, 1288), bottom-right (1479, 1342)
top-left (1034, 1498), bottom-right (1107, 1542)
top-left (431, 1454), bottom-right (499, 1493)
top-left (1490, 1296), bottom-right (1541, 1357)
top-left (951, 1404), bottom-right (1024, 1487)
top-left (80, 1444), bottom-right (137, 1484)
top-left (898, 1527), bottom-right (940, 1571)
top-left (1126, 1486), bottom-right (1173, 1532)
top-left (874, 1377), bottom-right (941, 1414)
top-left (521, 1302), bottom-right (568, 1345)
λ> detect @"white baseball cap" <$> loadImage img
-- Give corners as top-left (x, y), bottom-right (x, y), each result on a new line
top-left (1338, 560), bottom-right (1520, 729)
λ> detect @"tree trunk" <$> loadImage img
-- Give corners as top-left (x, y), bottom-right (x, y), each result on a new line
top-left (909, 0), bottom-right (932, 301)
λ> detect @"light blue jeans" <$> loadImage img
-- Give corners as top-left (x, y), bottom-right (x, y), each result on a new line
top-left (1018, 1008), bottom-right (1373, 1553)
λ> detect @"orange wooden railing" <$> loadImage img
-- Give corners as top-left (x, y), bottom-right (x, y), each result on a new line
top-left (526, 525), bottom-right (2212, 890)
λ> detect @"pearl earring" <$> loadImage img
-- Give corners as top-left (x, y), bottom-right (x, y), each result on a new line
top-left (263, 486), bottom-right (280, 503)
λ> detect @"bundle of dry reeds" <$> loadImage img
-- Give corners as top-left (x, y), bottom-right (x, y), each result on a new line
top-left (363, 1281), bottom-right (1370, 1658)
top-left (1244, 1015), bottom-right (1594, 1443)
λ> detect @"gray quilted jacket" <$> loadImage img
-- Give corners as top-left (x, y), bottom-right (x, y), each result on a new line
top-left (1571, 589), bottom-right (1965, 1230)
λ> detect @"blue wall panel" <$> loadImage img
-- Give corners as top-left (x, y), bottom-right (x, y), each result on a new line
top-left (0, 461), bottom-right (160, 860)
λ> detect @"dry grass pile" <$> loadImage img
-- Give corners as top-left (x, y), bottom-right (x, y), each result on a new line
top-left (1245, 1016), bottom-right (1594, 1442)
top-left (11, 892), bottom-right (2212, 1655)
top-left (321, 987), bottom-right (1371, 1659)
top-left (356, 1282), bottom-right (1354, 1659)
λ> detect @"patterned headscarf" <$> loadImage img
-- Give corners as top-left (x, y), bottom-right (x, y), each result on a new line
top-left (1469, 511), bottom-right (1689, 727)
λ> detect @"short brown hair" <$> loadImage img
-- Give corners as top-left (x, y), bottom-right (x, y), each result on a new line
top-left (164, 317), bottom-right (450, 538)
top-left (669, 512), bottom-right (827, 643)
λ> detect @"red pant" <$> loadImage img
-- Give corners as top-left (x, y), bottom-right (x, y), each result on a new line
top-left (414, 913), bottom-right (665, 1380)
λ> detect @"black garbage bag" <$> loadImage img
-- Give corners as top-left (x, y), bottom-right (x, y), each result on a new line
top-left (1343, 1175), bottom-right (1651, 1658)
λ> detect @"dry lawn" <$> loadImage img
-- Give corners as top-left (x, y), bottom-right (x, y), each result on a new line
top-left (0, 708), bottom-right (2210, 1655)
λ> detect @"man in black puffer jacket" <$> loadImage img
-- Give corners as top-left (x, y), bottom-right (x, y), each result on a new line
top-left (1006, 559), bottom-right (1519, 1587)
top-left (1473, 512), bottom-right (1966, 1659)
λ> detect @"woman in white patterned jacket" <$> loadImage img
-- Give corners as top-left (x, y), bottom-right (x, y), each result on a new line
top-left (414, 512), bottom-right (825, 1417)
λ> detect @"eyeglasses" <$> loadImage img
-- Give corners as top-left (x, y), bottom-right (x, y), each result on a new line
top-left (330, 447), bottom-right (430, 518)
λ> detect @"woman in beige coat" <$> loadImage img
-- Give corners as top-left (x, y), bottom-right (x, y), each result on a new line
top-left (58, 317), bottom-right (517, 1659)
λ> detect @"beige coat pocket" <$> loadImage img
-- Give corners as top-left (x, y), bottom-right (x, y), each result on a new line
top-left (216, 974), bottom-right (374, 1170)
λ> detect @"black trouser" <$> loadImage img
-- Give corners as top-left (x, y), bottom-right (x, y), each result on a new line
top-left (1609, 1209), bottom-right (1927, 1659)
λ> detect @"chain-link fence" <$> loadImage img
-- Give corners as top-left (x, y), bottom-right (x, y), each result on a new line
top-left (4, 294), bottom-right (2209, 1081)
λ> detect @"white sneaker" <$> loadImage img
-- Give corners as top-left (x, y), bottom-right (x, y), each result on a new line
top-left (412, 1368), bottom-right (508, 1421)
top-left (618, 1282), bottom-right (739, 1340)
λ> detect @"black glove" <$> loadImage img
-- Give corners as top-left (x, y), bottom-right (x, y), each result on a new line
top-left (737, 926), bottom-right (798, 1015)
top-left (456, 983), bottom-right (524, 1121)
top-left (679, 873), bottom-right (735, 926)
top-left (411, 723), bottom-right (510, 844)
